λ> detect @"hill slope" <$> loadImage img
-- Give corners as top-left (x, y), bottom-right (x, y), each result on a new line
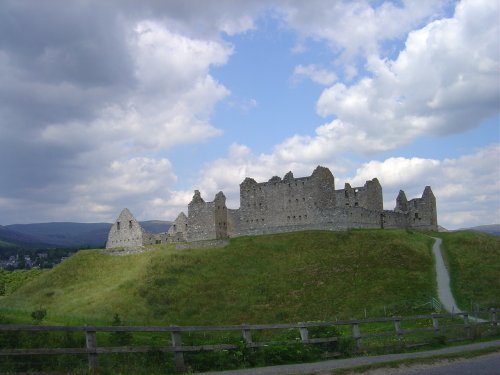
top-left (436, 231), bottom-right (500, 310)
top-left (0, 225), bottom-right (52, 249)
top-left (0, 230), bottom-right (438, 325)
top-left (2, 221), bottom-right (171, 249)
top-left (462, 224), bottom-right (500, 236)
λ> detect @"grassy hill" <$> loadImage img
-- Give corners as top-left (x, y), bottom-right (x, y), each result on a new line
top-left (0, 230), bottom-right (442, 325)
top-left (436, 231), bottom-right (500, 310)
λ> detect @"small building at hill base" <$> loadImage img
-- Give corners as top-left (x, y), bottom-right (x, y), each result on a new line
top-left (106, 166), bottom-right (437, 249)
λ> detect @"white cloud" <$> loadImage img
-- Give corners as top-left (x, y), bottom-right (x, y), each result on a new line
top-left (281, 0), bottom-right (450, 68)
top-left (350, 157), bottom-right (440, 188)
top-left (293, 64), bottom-right (337, 85)
top-left (1, 0), bottom-right (497, 230)
top-left (348, 144), bottom-right (500, 229)
top-left (66, 157), bottom-right (177, 219)
top-left (316, 0), bottom-right (499, 151)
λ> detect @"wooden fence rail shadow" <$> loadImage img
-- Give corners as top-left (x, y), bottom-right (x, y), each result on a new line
top-left (0, 309), bottom-right (497, 372)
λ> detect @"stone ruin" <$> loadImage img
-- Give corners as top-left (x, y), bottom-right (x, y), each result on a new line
top-left (106, 166), bottom-right (437, 249)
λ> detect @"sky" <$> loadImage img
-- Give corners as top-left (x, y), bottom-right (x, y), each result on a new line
top-left (0, 0), bottom-right (498, 229)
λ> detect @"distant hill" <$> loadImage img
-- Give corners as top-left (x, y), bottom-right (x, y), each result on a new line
top-left (1, 221), bottom-right (171, 249)
top-left (0, 225), bottom-right (52, 249)
top-left (140, 220), bottom-right (172, 234)
top-left (460, 224), bottom-right (500, 236)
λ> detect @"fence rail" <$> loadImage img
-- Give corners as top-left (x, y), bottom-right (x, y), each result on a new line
top-left (0, 309), bottom-right (497, 372)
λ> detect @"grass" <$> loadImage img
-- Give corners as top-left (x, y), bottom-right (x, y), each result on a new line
top-left (433, 231), bottom-right (500, 311)
top-left (0, 268), bottom-right (46, 296)
top-left (0, 229), bottom-right (436, 326)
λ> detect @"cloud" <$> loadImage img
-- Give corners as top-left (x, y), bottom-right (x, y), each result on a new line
top-left (293, 64), bottom-right (337, 85)
top-left (0, 0), bottom-right (497, 230)
top-left (0, 3), bottom-right (234, 223)
top-left (316, 0), bottom-right (499, 151)
top-left (280, 0), bottom-right (451, 69)
top-left (349, 144), bottom-right (500, 228)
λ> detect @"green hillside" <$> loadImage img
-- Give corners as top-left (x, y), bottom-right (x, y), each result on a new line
top-left (0, 230), bottom-right (442, 325)
top-left (436, 231), bottom-right (500, 310)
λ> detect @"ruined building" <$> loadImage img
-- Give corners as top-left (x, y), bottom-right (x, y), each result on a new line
top-left (106, 166), bottom-right (437, 249)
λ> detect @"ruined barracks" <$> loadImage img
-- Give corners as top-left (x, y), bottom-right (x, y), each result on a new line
top-left (106, 166), bottom-right (437, 249)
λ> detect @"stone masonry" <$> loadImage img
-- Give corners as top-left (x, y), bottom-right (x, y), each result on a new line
top-left (106, 166), bottom-right (438, 249)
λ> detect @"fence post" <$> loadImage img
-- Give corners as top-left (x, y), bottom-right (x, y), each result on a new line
top-left (393, 319), bottom-right (404, 347)
top-left (298, 324), bottom-right (309, 343)
top-left (351, 323), bottom-right (362, 351)
top-left (170, 327), bottom-right (186, 372)
top-left (85, 328), bottom-right (98, 372)
top-left (241, 325), bottom-right (253, 346)
top-left (431, 313), bottom-right (439, 334)
top-left (463, 313), bottom-right (471, 339)
top-left (491, 308), bottom-right (498, 332)
top-left (491, 308), bottom-right (497, 325)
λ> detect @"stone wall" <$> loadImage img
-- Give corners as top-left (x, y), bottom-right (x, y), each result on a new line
top-left (213, 192), bottom-right (228, 239)
top-left (186, 190), bottom-right (217, 242)
top-left (407, 186), bottom-right (438, 230)
top-left (237, 166), bottom-right (337, 235)
top-left (106, 165), bottom-right (438, 248)
top-left (106, 208), bottom-right (145, 248)
top-left (168, 212), bottom-right (188, 242)
top-left (335, 178), bottom-right (383, 211)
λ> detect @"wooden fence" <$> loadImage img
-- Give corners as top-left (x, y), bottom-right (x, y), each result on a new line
top-left (0, 309), bottom-right (497, 372)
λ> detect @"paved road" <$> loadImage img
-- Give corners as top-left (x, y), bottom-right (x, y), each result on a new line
top-left (431, 237), bottom-right (461, 314)
top-left (367, 351), bottom-right (500, 375)
top-left (195, 340), bottom-right (500, 375)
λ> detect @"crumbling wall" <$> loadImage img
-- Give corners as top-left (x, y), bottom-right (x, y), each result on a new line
top-left (238, 166), bottom-right (336, 235)
top-left (335, 178), bottom-right (382, 211)
top-left (167, 212), bottom-right (188, 242)
top-left (106, 208), bottom-right (145, 248)
top-left (407, 186), bottom-right (438, 230)
top-left (214, 192), bottom-right (228, 239)
top-left (106, 166), bottom-right (438, 246)
top-left (186, 190), bottom-right (217, 242)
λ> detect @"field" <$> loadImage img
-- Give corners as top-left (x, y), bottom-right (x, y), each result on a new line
top-left (0, 229), bottom-right (438, 326)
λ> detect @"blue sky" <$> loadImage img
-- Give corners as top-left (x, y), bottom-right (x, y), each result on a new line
top-left (0, 0), bottom-right (498, 229)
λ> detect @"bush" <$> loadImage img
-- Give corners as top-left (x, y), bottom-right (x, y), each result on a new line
top-left (109, 314), bottom-right (133, 346)
top-left (31, 308), bottom-right (46, 324)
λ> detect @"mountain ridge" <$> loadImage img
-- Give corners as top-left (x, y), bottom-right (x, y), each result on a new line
top-left (1, 221), bottom-right (172, 249)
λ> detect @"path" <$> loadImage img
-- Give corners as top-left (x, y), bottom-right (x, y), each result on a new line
top-left (431, 237), bottom-right (461, 313)
top-left (194, 340), bottom-right (500, 375)
top-left (363, 351), bottom-right (500, 375)
top-left (431, 237), bottom-right (485, 322)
